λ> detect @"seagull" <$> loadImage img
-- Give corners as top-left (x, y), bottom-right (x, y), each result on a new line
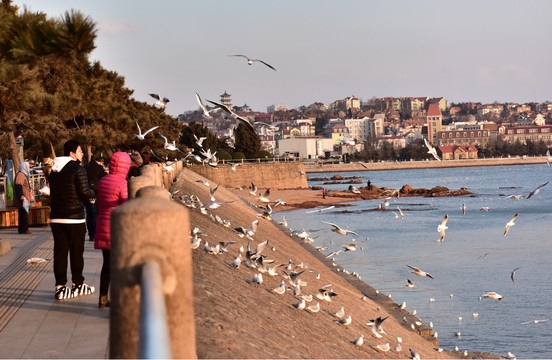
top-left (348, 185), bottom-right (361, 194)
top-left (437, 214), bottom-right (448, 242)
top-left (293, 299), bottom-right (306, 310)
top-left (375, 343), bottom-right (390, 352)
top-left (334, 306), bottom-right (345, 318)
top-left (407, 264), bottom-right (434, 279)
top-left (230, 162), bottom-right (243, 172)
top-left (305, 205), bottom-right (335, 214)
top-left (343, 243), bottom-right (357, 252)
top-left (195, 93), bottom-right (217, 118)
top-left (278, 216), bottom-right (288, 227)
top-left (252, 273), bottom-right (263, 286)
top-left (505, 194), bottom-right (524, 200)
top-left (526, 181), bottom-right (549, 199)
top-left (546, 149), bottom-right (551, 166)
top-left (231, 254), bottom-right (242, 269)
top-left (334, 314), bottom-right (352, 325)
top-left (520, 319), bottom-right (550, 325)
top-left (480, 206), bottom-right (491, 211)
top-left (461, 203), bottom-right (466, 215)
top-left (26, 257), bottom-right (48, 264)
top-left (193, 134), bottom-right (208, 148)
top-left (229, 54), bottom-right (276, 71)
top-left (503, 213), bottom-right (518, 236)
top-left (368, 315), bottom-right (388, 335)
top-left (482, 291), bottom-right (503, 300)
top-left (511, 267), bottom-right (521, 283)
top-left (135, 120), bottom-right (159, 140)
top-left (424, 138), bottom-right (441, 161)
top-left (235, 219), bottom-right (259, 238)
top-left (272, 280), bottom-right (287, 295)
top-left (306, 301), bottom-right (320, 313)
top-left (258, 188), bottom-right (271, 203)
top-left (409, 349), bottom-right (421, 360)
top-left (273, 199), bottom-right (288, 208)
top-left (352, 334), bottom-right (364, 346)
top-left (160, 134), bottom-right (182, 152)
top-left (190, 235), bottom-right (201, 250)
top-left (249, 182), bottom-right (258, 196)
top-left (406, 279), bottom-right (416, 288)
top-left (148, 92), bottom-right (169, 110)
top-left (323, 221), bottom-right (359, 236)
top-left (206, 99), bottom-right (254, 131)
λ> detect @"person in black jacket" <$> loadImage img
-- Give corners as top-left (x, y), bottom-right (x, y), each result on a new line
top-left (49, 140), bottom-right (96, 300)
top-left (84, 156), bottom-right (107, 242)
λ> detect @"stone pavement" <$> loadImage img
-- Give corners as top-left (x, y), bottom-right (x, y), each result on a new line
top-left (0, 226), bottom-right (109, 359)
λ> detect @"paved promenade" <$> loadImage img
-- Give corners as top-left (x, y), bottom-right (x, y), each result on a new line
top-left (0, 226), bottom-right (109, 359)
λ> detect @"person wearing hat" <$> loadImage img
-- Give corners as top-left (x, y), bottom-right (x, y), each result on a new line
top-left (127, 151), bottom-right (143, 179)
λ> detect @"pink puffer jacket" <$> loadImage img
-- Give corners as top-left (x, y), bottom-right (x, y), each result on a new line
top-left (94, 152), bottom-right (131, 250)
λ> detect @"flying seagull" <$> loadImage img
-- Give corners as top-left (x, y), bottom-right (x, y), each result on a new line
top-left (424, 138), bottom-right (441, 161)
top-left (229, 54), bottom-right (276, 71)
top-left (436, 214), bottom-right (448, 242)
top-left (503, 213), bottom-right (518, 236)
top-left (148, 92), bottom-right (169, 110)
top-left (323, 221), bottom-right (359, 236)
top-left (526, 181), bottom-right (549, 199)
top-left (482, 291), bottom-right (503, 300)
top-left (407, 264), bottom-right (434, 279)
top-left (206, 99), bottom-right (255, 131)
top-left (195, 93), bottom-right (218, 118)
top-left (511, 267), bottom-right (521, 283)
top-left (135, 120), bottom-right (159, 140)
top-left (159, 134), bottom-right (183, 153)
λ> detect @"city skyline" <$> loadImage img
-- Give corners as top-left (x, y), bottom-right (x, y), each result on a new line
top-left (14, 0), bottom-right (552, 117)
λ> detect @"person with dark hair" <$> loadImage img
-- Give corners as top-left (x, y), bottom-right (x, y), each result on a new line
top-left (49, 139), bottom-right (96, 300)
top-left (94, 152), bottom-right (131, 308)
top-left (127, 151), bottom-right (143, 179)
top-left (14, 161), bottom-right (32, 234)
top-left (85, 156), bottom-right (107, 242)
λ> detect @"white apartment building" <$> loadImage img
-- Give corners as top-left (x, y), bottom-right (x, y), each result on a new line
top-left (278, 137), bottom-right (334, 160)
top-left (266, 104), bottom-right (290, 113)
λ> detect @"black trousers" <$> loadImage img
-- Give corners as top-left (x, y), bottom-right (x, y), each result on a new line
top-left (50, 222), bottom-right (87, 287)
top-left (85, 202), bottom-right (98, 239)
top-left (18, 207), bottom-right (29, 233)
top-left (100, 249), bottom-right (110, 296)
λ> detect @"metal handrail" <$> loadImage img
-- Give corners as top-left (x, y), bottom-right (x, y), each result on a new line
top-left (139, 261), bottom-right (172, 359)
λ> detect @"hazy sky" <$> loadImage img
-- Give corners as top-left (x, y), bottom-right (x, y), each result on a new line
top-left (14, 0), bottom-right (552, 117)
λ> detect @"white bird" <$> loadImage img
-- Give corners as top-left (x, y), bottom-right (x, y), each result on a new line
top-left (159, 134), bottom-right (181, 152)
top-left (258, 188), bottom-right (271, 203)
top-left (229, 54), bottom-right (276, 71)
top-left (305, 205), bottom-right (335, 214)
top-left (482, 291), bottom-right (503, 300)
top-left (480, 206), bottom-right (491, 211)
top-left (461, 203), bottom-right (466, 215)
top-left (375, 343), bottom-right (390, 352)
top-left (407, 264), bottom-right (434, 279)
top-left (406, 279), bottom-right (415, 288)
top-left (334, 306), bottom-right (345, 318)
top-left (352, 334), bottom-right (364, 346)
top-left (249, 182), bottom-right (258, 196)
top-left (437, 214), bottom-right (448, 242)
top-left (193, 134), bottom-right (208, 148)
top-left (546, 149), bottom-right (551, 166)
top-left (206, 99), bottom-right (254, 131)
top-left (526, 181), bottom-right (549, 199)
top-left (26, 257), bottom-right (47, 264)
top-left (252, 273), bottom-right (263, 286)
top-left (234, 219), bottom-right (259, 238)
top-left (424, 137), bottom-right (441, 161)
top-left (348, 185), bottom-right (361, 194)
top-left (278, 216), bottom-right (288, 227)
top-left (148, 92), bottom-right (169, 110)
top-left (335, 314), bottom-right (352, 325)
top-left (231, 254), bottom-right (242, 269)
top-left (190, 235), bottom-right (201, 250)
top-left (230, 162), bottom-right (243, 172)
top-left (306, 301), bottom-right (320, 313)
top-left (409, 349), bottom-right (421, 360)
top-left (343, 243), bottom-right (357, 252)
top-left (504, 213), bottom-right (518, 236)
top-left (323, 221), bottom-right (359, 236)
top-left (135, 120), bottom-right (159, 140)
top-left (272, 280), bottom-right (287, 295)
top-left (273, 199), bottom-right (288, 208)
top-left (195, 93), bottom-right (217, 118)
top-left (293, 299), bottom-right (306, 310)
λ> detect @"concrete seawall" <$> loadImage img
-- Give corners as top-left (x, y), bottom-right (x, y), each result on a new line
top-left (305, 156), bottom-right (547, 173)
top-left (189, 162), bottom-right (309, 189)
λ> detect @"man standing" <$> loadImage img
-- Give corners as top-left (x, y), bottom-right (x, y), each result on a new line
top-left (49, 140), bottom-right (96, 300)
top-left (14, 161), bottom-right (32, 234)
top-left (85, 156), bottom-right (107, 242)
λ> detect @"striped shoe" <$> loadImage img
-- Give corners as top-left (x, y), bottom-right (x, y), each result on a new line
top-left (71, 283), bottom-right (95, 298)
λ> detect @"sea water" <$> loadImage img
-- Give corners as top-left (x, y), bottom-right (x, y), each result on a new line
top-left (282, 164), bottom-right (552, 358)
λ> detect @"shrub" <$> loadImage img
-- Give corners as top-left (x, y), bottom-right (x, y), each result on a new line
top-left (232, 152), bottom-right (245, 160)
top-left (218, 150), bottom-right (232, 161)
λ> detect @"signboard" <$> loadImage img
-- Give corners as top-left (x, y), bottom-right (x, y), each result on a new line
top-left (15, 137), bottom-right (24, 147)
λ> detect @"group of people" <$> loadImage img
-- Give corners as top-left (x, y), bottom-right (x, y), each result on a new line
top-left (16, 140), bottom-right (137, 308)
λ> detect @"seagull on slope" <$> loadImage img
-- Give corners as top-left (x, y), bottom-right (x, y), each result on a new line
top-left (206, 99), bottom-right (254, 131)
top-left (149, 92), bottom-right (169, 110)
top-left (229, 54), bottom-right (276, 71)
top-left (424, 138), bottom-right (441, 161)
top-left (323, 221), bottom-right (359, 236)
top-left (503, 213), bottom-right (518, 236)
top-left (407, 264), bottom-right (434, 279)
top-left (526, 181), bottom-right (549, 199)
top-left (135, 120), bottom-right (159, 140)
top-left (436, 214), bottom-right (448, 242)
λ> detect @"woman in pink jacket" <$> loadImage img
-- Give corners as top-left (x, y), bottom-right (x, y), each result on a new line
top-left (94, 152), bottom-right (131, 308)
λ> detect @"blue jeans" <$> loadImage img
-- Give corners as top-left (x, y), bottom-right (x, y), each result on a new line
top-left (85, 202), bottom-right (98, 240)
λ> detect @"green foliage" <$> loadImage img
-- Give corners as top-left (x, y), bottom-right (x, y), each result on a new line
top-left (232, 152), bottom-right (245, 160)
top-left (257, 150), bottom-right (271, 159)
top-left (234, 123), bottom-right (260, 159)
top-left (217, 150), bottom-right (232, 160)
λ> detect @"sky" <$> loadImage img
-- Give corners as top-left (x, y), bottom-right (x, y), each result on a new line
top-left (13, 0), bottom-right (552, 118)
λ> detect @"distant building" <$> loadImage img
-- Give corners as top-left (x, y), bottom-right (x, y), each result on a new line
top-left (439, 145), bottom-right (478, 160)
top-left (499, 125), bottom-right (552, 144)
top-left (278, 137), bottom-right (334, 159)
top-left (426, 103), bottom-right (443, 144)
top-left (267, 104), bottom-right (289, 113)
top-left (220, 91), bottom-right (232, 108)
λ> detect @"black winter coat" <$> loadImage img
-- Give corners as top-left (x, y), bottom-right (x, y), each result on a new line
top-left (49, 160), bottom-right (96, 220)
top-left (85, 160), bottom-right (107, 192)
